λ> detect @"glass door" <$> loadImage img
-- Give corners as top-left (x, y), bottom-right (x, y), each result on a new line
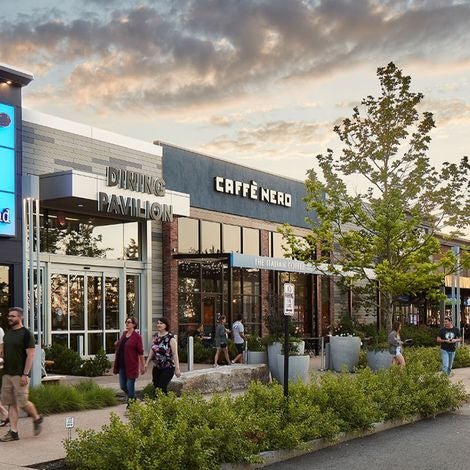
top-left (50, 270), bottom-right (124, 356)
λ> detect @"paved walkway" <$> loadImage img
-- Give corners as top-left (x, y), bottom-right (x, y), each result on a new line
top-left (0, 359), bottom-right (468, 469)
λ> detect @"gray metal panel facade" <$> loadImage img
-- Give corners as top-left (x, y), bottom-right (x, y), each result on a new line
top-left (162, 144), bottom-right (312, 228)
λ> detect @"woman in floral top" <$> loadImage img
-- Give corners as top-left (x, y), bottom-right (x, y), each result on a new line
top-left (144, 317), bottom-right (181, 394)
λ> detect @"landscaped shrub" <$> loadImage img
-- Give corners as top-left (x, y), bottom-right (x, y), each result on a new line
top-left (45, 344), bottom-right (82, 375)
top-left (401, 325), bottom-right (439, 347)
top-left (403, 345), bottom-right (470, 371)
top-left (30, 380), bottom-right (117, 414)
top-left (64, 365), bottom-right (467, 469)
top-left (79, 349), bottom-right (112, 377)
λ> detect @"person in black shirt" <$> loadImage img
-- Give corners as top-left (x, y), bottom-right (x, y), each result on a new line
top-left (437, 317), bottom-right (461, 375)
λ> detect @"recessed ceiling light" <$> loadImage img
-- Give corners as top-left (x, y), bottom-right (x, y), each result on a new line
top-left (6, 80), bottom-right (12, 85)
top-left (77, 204), bottom-right (84, 207)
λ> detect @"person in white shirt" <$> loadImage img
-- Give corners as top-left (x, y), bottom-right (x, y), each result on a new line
top-left (231, 316), bottom-right (245, 364)
top-left (0, 326), bottom-right (9, 427)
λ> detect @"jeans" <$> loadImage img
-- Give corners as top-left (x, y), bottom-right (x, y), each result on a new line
top-left (119, 368), bottom-right (136, 400)
top-left (440, 349), bottom-right (456, 374)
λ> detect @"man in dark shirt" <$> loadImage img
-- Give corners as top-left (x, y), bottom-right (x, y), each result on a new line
top-left (437, 317), bottom-right (461, 375)
top-left (0, 307), bottom-right (43, 441)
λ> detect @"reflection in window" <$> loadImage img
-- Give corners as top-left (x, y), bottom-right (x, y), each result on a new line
top-left (242, 228), bottom-right (260, 255)
top-left (231, 268), bottom-right (261, 334)
top-left (201, 220), bottom-right (221, 253)
top-left (88, 333), bottom-right (103, 354)
top-left (126, 275), bottom-right (140, 319)
top-left (106, 332), bottom-right (120, 354)
top-left (88, 276), bottom-right (103, 330)
top-left (105, 277), bottom-right (119, 329)
top-left (178, 218), bottom-right (199, 253)
top-left (70, 275), bottom-right (84, 330)
top-left (0, 265), bottom-right (11, 332)
top-left (40, 209), bottom-right (140, 260)
top-left (51, 274), bottom-right (68, 331)
top-left (272, 232), bottom-right (288, 258)
top-left (222, 224), bottom-right (241, 252)
top-left (201, 261), bottom-right (222, 293)
top-left (280, 272), bottom-right (310, 335)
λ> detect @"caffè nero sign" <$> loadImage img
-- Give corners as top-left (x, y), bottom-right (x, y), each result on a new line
top-left (214, 176), bottom-right (292, 207)
top-left (97, 166), bottom-right (173, 222)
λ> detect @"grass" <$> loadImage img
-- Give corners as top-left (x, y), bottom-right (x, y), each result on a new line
top-left (30, 380), bottom-right (118, 415)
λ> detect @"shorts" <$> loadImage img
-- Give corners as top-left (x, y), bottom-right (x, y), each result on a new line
top-left (235, 343), bottom-right (244, 354)
top-left (1, 374), bottom-right (30, 407)
top-left (218, 343), bottom-right (227, 349)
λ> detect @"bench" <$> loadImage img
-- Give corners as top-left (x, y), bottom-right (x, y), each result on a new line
top-left (41, 375), bottom-right (63, 385)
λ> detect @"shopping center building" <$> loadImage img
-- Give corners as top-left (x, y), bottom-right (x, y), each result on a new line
top-left (1, 63), bottom-right (468, 356)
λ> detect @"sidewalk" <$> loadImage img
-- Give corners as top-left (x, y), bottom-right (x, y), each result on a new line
top-left (0, 359), bottom-right (468, 469)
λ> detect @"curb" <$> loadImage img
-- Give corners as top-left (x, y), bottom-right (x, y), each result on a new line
top-left (221, 414), bottom-right (431, 469)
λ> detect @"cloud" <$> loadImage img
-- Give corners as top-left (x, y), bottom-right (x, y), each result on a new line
top-left (3, 0), bottom-right (470, 111)
top-left (422, 98), bottom-right (470, 127)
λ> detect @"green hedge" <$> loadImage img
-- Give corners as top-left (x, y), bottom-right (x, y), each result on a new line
top-left (403, 345), bottom-right (470, 371)
top-left (64, 363), bottom-right (467, 469)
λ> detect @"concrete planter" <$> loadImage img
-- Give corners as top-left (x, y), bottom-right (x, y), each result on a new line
top-left (329, 336), bottom-right (361, 372)
top-left (276, 354), bottom-right (310, 385)
top-left (247, 351), bottom-right (268, 365)
top-left (366, 350), bottom-right (393, 371)
top-left (267, 342), bottom-right (282, 382)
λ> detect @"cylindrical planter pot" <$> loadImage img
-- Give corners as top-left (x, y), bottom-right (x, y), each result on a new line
top-left (247, 351), bottom-right (268, 365)
top-left (267, 342), bottom-right (282, 382)
top-left (366, 350), bottom-right (393, 372)
top-left (276, 354), bottom-right (310, 385)
top-left (330, 336), bottom-right (361, 372)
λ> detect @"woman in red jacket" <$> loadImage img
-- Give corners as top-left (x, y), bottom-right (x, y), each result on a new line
top-left (113, 316), bottom-right (145, 405)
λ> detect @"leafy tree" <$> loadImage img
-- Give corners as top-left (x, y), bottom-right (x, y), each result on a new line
top-left (281, 62), bottom-right (469, 329)
top-left (65, 224), bottom-right (111, 258)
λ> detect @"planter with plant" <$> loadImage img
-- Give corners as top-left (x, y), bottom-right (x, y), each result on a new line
top-left (276, 339), bottom-right (310, 385)
top-left (246, 335), bottom-right (267, 365)
top-left (328, 316), bottom-right (361, 372)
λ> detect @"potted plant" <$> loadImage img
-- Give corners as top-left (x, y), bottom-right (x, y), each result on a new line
top-left (276, 339), bottom-right (310, 385)
top-left (328, 315), bottom-right (361, 372)
top-left (365, 336), bottom-right (393, 372)
top-left (246, 335), bottom-right (267, 365)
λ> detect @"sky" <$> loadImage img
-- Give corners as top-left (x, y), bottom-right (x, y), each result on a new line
top-left (1, 0), bottom-right (470, 183)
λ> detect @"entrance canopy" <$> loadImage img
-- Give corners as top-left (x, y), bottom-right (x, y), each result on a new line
top-left (39, 169), bottom-right (190, 219)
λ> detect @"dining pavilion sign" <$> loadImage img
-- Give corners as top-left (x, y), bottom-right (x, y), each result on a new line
top-left (97, 166), bottom-right (173, 221)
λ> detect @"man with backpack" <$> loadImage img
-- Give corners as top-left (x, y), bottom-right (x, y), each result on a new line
top-left (0, 307), bottom-right (43, 441)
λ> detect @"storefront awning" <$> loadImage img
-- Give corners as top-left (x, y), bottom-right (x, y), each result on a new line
top-left (39, 169), bottom-right (190, 218)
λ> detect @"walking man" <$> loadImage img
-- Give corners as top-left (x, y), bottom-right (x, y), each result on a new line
top-left (0, 307), bottom-right (43, 441)
top-left (231, 316), bottom-right (245, 364)
top-left (437, 316), bottom-right (461, 375)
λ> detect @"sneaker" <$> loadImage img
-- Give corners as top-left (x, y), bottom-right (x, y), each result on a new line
top-left (0, 430), bottom-right (19, 442)
top-left (0, 417), bottom-right (9, 427)
top-left (213, 363), bottom-right (219, 368)
top-left (33, 416), bottom-right (43, 436)
top-left (230, 360), bottom-right (235, 364)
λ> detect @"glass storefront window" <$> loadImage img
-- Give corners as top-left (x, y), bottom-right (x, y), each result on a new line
top-left (201, 261), bottom-right (222, 293)
top-left (87, 276), bottom-right (102, 330)
top-left (40, 209), bottom-right (140, 260)
top-left (178, 218), bottom-right (199, 253)
top-left (222, 224), bottom-right (241, 253)
top-left (242, 228), bottom-right (260, 255)
top-left (126, 275), bottom-right (140, 318)
top-left (178, 262), bottom-right (201, 293)
top-left (272, 232), bottom-right (288, 258)
top-left (70, 275), bottom-right (85, 330)
top-left (0, 265), bottom-right (11, 331)
top-left (178, 293), bottom-right (201, 324)
top-left (105, 277), bottom-right (119, 329)
top-left (201, 220), bottom-right (221, 254)
top-left (243, 269), bottom-right (260, 295)
top-left (88, 333), bottom-right (103, 354)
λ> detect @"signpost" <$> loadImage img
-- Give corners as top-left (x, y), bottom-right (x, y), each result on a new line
top-left (65, 416), bottom-right (74, 440)
top-left (283, 283), bottom-right (295, 398)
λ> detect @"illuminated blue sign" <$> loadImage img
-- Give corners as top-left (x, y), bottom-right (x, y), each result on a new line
top-left (0, 102), bottom-right (15, 237)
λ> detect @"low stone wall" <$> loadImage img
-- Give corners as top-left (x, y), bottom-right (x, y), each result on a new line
top-left (168, 364), bottom-right (270, 396)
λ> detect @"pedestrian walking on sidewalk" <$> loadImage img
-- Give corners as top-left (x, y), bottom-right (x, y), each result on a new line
top-left (231, 316), bottom-right (245, 364)
top-left (437, 317), bottom-right (461, 375)
top-left (213, 315), bottom-right (231, 367)
top-left (0, 325), bottom-right (10, 427)
top-left (0, 307), bottom-right (43, 442)
top-left (388, 321), bottom-right (405, 367)
top-left (113, 316), bottom-right (145, 406)
top-left (145, 317), bottom-right (181, 394)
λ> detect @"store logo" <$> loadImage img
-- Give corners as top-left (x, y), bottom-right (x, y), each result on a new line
top-left (0, 112), bottom-right (11, 127)
top-left (0, 208), bottom-right (11, 224)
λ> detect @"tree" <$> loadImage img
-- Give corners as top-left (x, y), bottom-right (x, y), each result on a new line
top-left (65, 224), bottom-right (111, 258)
top-left (281, 62), bottom-right (469, 329)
